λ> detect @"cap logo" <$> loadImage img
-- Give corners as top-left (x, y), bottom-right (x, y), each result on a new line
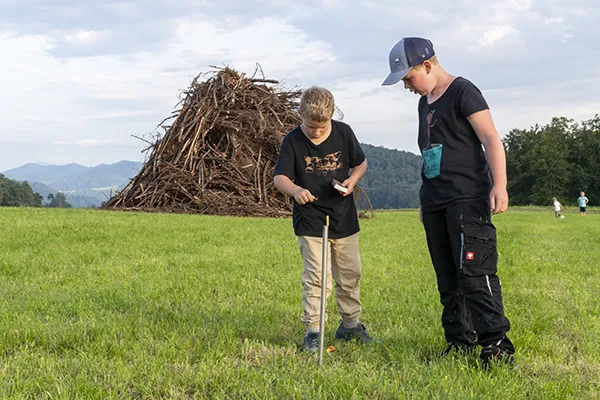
top-left (394, 57), bottom-right (400, 63)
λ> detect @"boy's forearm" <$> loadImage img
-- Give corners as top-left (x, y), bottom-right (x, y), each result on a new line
top-left (467, 110), bottom-right (507, 189)
top-left (482, 138), bottom-right (507, 188)
top-left (348, 159), bottom-right (368, 184)
top-left (274, 175), bottom-right (300, 197)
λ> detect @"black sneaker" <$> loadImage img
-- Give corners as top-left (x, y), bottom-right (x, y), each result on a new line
top-left (440, 343), bottom-right (477, 357)
top-left (303, 332), bottom-right (320, 352)
top-left (335, 322), bottom-right (373, 343)
top-left (480, 346), bottom-right (516, 370)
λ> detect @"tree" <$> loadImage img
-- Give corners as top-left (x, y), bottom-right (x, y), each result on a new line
top-left (503, 115), bottom-right (600, 205)
top-left (359, 144), bottom-right (422, 209)
top-left (46, 192), bottom-right (72, 208)
top-left (0, 174), bottom-right (42, 207)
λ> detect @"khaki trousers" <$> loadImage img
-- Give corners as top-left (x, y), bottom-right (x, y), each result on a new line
top-left (297, 233), bottom-right (362, 329)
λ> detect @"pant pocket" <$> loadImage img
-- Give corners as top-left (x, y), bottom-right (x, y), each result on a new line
top-left (422, 143), bottom-right (443, 179)
top-left (460, 217), bottom-right (497, 277)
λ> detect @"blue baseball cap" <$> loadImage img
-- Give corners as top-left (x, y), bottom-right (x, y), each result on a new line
top-left (382, 37), bottom-right (435, 86)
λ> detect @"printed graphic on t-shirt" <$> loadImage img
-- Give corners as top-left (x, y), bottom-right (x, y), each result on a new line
top-left (304, 151), bottom-right (343, 175)
top-left (425, 109), bottom-right (437, 143)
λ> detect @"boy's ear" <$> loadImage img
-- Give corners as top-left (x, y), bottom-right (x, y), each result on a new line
top-left (423, 60), bottom-right (433, 74)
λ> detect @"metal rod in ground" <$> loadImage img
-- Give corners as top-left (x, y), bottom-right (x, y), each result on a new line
top-left (318, 215), bottom-right (329, 366)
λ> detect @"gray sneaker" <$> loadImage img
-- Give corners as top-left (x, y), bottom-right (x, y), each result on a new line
top-left (335, 322), bottom-right (373, 343)
top-left (303, 332), bottom-right (320, 352)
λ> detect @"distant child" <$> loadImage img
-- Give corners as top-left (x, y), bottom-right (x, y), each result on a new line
top-left (578, 191), bottom-right (589, 216)
top-left (382, 37), bottom-right (515, 368)
top-left (273, 86), bottom-right (373, 352)
top-left (552, 197), bottom-right (564, 218)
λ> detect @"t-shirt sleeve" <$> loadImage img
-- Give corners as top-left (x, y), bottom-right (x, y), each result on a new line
top-left (273, 136), bottom-right (295, 180)
top-left (458, 80), bottom-right (489, 118)
top-left (346, 126), bottom-right (366, 168)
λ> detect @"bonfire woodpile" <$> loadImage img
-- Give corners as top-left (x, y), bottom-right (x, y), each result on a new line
top-left (102, 67), bottom-right (301, 217)
top-left (103, 66), bottom-right (375, 218)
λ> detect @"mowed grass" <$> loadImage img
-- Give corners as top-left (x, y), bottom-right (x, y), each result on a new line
top-left (0, 207), bottom-right (599, 399)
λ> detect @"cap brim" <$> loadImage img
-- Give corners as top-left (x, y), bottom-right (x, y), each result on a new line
top-left (381, 67), bottom-right (411, 86)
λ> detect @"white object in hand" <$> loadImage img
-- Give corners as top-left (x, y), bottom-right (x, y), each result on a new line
top-left (334, 183), bottom-right (348, 193)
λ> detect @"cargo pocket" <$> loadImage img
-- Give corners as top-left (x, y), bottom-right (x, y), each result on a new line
top-left (460, 217), bottom-right (498, 277)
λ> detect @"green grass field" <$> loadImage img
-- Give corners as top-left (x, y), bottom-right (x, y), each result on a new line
top-left (0, 207), bottom-right (599, 399)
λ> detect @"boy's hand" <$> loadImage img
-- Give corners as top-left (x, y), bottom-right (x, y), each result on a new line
top-left (294, 188), bottom-right (316, 205)
top-left (340, 178), bottom-right (357, 197)
top-left (490, 185), bottom-right (509, 214)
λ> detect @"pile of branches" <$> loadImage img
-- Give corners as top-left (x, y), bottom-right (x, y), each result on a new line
top-left (103, 67), bottom-right (302, 217)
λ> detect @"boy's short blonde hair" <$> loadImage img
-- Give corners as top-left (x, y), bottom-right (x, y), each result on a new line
top-left (299, 86), bottom-right (335, 123)
top-left (412, 55), bottom-right (440, 71)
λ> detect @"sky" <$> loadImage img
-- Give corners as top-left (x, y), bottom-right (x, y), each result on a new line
top-left (1, 0), bottom-right (599, 171)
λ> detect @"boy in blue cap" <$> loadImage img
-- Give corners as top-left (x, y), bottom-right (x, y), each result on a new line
top-left (382, 37), bottom-right (515, 368)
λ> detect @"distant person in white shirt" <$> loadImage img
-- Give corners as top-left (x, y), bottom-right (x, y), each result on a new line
top-left (552, 197), bottom-right (564, 219)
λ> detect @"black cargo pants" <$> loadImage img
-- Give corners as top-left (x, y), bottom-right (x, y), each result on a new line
top-left (422, 200), bottom-right (514, 352)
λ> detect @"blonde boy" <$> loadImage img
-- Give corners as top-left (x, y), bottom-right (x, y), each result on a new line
top-left (273, 86), bottom-right (372, 352)
top-left (382, 37), bottom-right (515, 368)
top-left (553, 197), bottom-right (564, 218)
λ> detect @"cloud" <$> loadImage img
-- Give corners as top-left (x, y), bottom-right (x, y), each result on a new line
top-left (544, 17), bottom-right (565, 24)
top-left (83, 111), bottom-right (159, 121)
top-left (0, 0), bottom-right (599, 171)
top-left (477, 25), bottom-right (519, 48)
top-left (64, 30), bottom-right (103, 44)
top-left (53, 138), bottom-right (116, 147)
top-left (0, 14), bottom-right (337, 148)
top-left (168, 16), bottom-right (336, 78)
top-left (332, 78), bottom-right (421, 152)
top-left (103, 2), bottom-right (146, 18)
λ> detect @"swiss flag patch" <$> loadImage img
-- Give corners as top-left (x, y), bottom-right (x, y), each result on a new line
top-left (466, 252), bottom-right (475, 261)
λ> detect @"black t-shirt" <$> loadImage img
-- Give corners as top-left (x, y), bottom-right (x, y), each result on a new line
top-left (274, 120), bottom-right (366, 239)
top-left (417, 77), bottom-right (492, 211)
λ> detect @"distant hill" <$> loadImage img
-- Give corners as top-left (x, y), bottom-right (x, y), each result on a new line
top-left (4, 161), bottom-right (143, 208)
top-left (28, 182), bottom-right (116, 208)
top-left (4, 146), bottom-right (423, 210)
top-left (360, 144), bottom-right (422, 209)
top-left (4, 161), bottom-right (142, 191)
top-left (28, 182), bottom-right (57, 203)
